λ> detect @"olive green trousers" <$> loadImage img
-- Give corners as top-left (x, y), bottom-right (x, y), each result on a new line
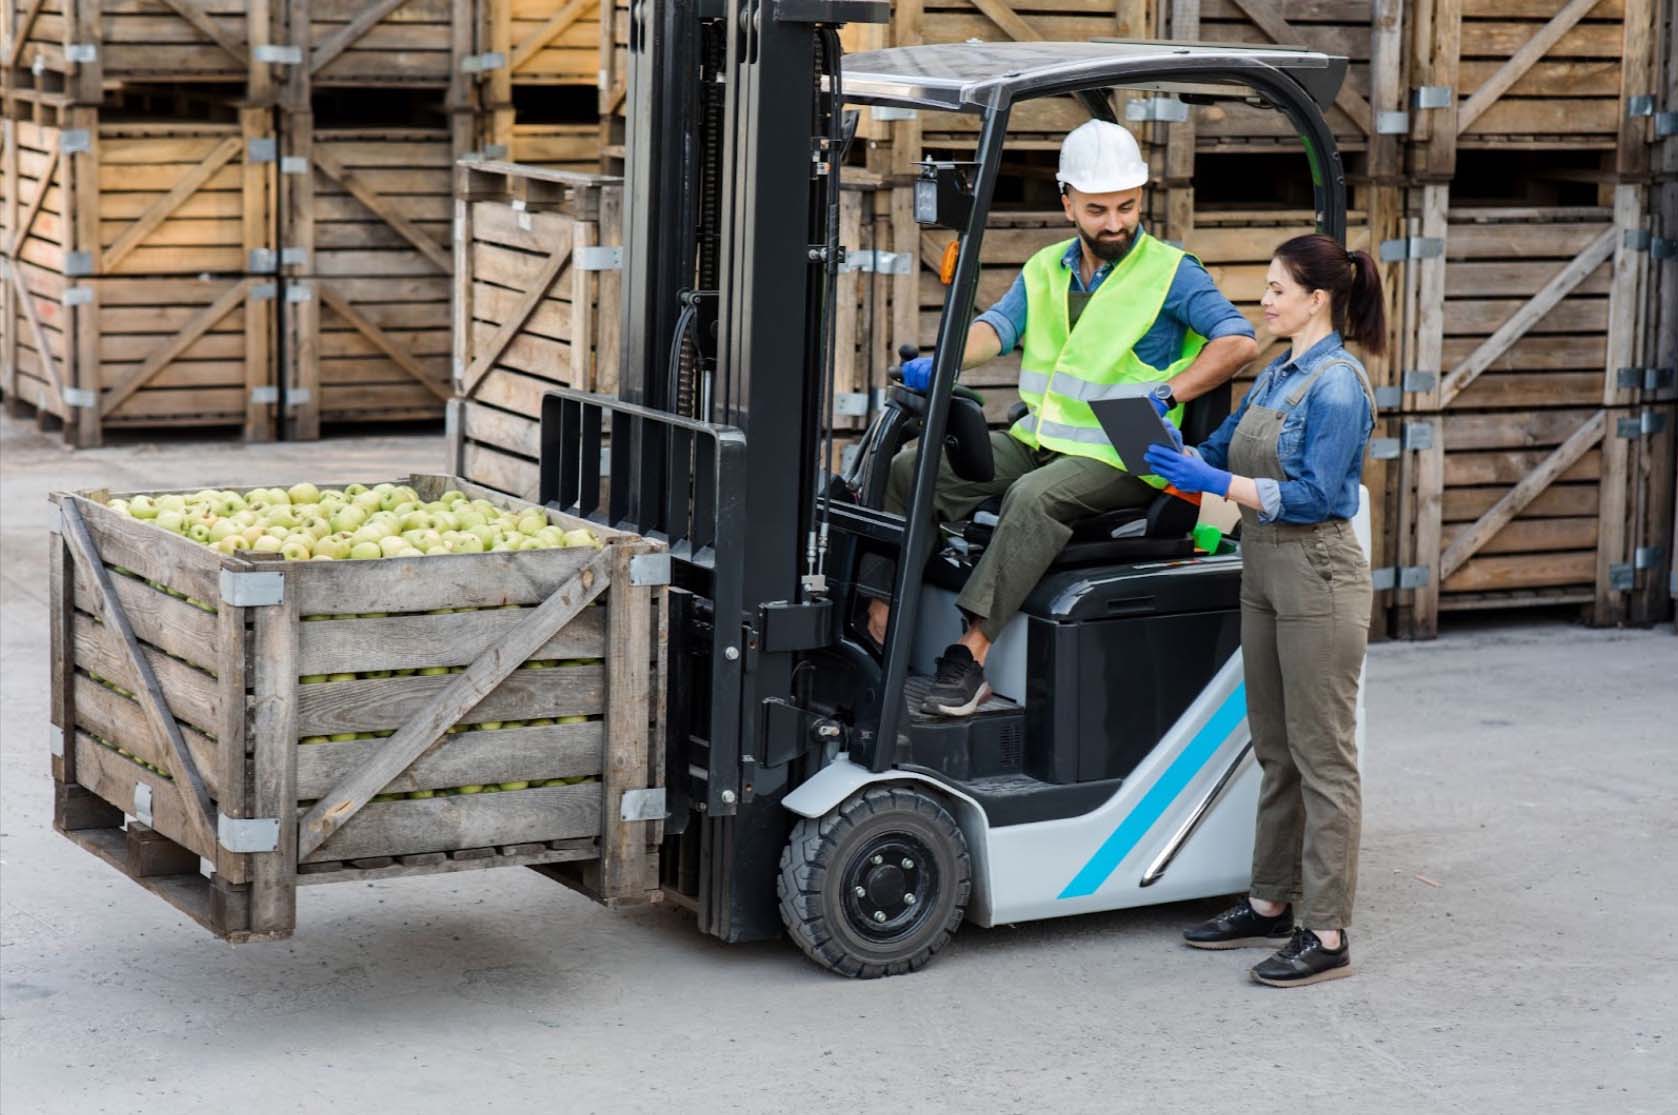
top-left (1240, 518), bottom-right (1371, 929)
top-left (885, 431), bottom-right (1153, 641)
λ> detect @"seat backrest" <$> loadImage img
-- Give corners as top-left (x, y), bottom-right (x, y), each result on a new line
top-left (1180, 379), bottom-right (1232, 446)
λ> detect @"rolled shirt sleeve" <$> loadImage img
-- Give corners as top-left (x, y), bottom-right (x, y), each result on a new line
top-left (975, 273), bottom-right (1029, 356)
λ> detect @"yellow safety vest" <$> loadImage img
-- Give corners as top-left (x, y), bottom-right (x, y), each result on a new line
top-left (1012, 232), bottom-right (1207, 480)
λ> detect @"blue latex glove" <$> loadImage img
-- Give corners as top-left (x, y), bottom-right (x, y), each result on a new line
top-left (1143, 444), bottom-right (1232, 497)
top-left (1148, 391), bottom-right (1171, 418)
top-left (901, 354), bottom-right (934, 392)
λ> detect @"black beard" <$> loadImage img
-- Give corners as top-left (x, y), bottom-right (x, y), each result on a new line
top-left (1081, 227), bottom-right (1129, 262)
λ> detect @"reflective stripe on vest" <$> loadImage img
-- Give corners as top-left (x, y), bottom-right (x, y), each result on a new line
top-left (1011, 231), bottom-right (1207, 479)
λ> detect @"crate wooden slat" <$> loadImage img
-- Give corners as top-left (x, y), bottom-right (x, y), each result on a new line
top-left (1410, 0), bottom-right (1660, 179)
top-left (449, 160), bottom-right (620, 499)
top-left (282, 120), bottom-right (459, 436)
top-left (483, 0), bottom-right (603, 89)
top-left (48, 472), bottom-right (666, 941)
top-left (284, 0), bottom-right (471, 88)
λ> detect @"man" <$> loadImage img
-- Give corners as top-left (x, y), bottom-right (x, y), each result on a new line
top-left (868, 119), bottom-right (1258, 717)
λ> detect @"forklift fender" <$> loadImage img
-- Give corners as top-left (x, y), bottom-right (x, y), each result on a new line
top-left (783, 758), bottom-right (996, 927)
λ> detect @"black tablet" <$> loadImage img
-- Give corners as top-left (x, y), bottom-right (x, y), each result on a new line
top-left (1088, 395), bottom-right (1180, 475)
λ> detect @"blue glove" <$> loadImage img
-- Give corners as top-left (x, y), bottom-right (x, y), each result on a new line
top-left (1143, 444), bottom-right (1231, 497)
top-left (1148, 391), bottom-right (1171, 418)
top-left (901, 354), bottom-right (934, 392)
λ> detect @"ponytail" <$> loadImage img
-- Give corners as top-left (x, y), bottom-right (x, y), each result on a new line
top-left (1273, 234), bottom-right (1388, 356)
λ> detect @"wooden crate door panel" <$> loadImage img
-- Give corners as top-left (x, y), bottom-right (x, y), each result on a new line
top-left (462, 201), bottom-right (581, 401)
top-left (98, 278), bottom-right (256, 423)
top-left (99, 132), bottom-right (247, 275)
top-left (305, 0), bottom-right (459, 86)
top-left (96, 0), bottom-right (254, 80)
top-left (506, 0), bottom-right (602, 84)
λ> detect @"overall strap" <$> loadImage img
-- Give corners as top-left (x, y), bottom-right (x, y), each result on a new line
top-left (1283, 357), bottom-right (1376, 417)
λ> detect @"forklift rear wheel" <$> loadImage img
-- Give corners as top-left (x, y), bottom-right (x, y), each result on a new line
top-left (778, 786), bottom-right (972, 978)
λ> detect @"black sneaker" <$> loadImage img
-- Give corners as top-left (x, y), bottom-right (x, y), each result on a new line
top-left (1183, 899), bottom-right (1295, 950)
top-left (921, 644), bottom-right (991, 717)
top-left (1250, 929), bottom-right (1353, 987)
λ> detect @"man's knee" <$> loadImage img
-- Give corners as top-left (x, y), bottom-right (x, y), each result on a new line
top-left (885, 446), bottom-right (919, 512)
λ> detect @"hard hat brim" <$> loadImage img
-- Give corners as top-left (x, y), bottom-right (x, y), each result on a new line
top-left (1058, 168), bottom-right (1149, 194)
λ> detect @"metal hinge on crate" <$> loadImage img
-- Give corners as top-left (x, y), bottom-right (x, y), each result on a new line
top-left (1617, 411), bottom-right (1668, 438)
top-left (1124, 97), bottom-right (1188, 124)
top-left (461, 52), bottom-right (506, 73)
top-left (1623, 229), bottom-right (1678, 257)
top-left (576, 245), bottom-right (622, 271)
top-left (253, 386), bottom-right (311, 408)
top-left (280, 156), bottom-right (308, 175)
top-left (251, 283), bottom-right (278, 301)
top-left (1374, 370), bottom-right (1437, 409)
top-left (1616, 367), bottom-right (1676, 392)
top-left (1657, 111), bottom-right (1678, 138)
top-left (1375, 111), bottom-right (1410, 135)
top-left (49, 725), bottom-right (65, 758)
top-left (1626, 95), bottom-right (1656, 119)
top-left (286, 282), bottom-right (312, 302)
top-left (60, 129), bottom-right (92, 154)
top-left (63, 286), bottom-right (93, 307)
top-left (1371, 565), bottom-right (1430, 591)
top-left (834, 390), bottom-right (885, 418)
top-left (620, 788), bottom-right (668, 822)
top-left (218, 812), bottom-right (281, 853)
top-left (65, 42), bottom-right (97, 63)
top-left (247, 137), bottom-right (277, 162)
top-left (133, 783), bottom-right (153, 826)
top-left (872, 106), bottom-right (917, 122)
top-left (253, 44), bottom-right (302, 64)
top-left (249, 248), bottom-right (308, 272)
top-left (1368, 422), bottom-right (1434, 459)
top-left (1411, 85), bottom-right (1452, 110)
top-left (838, 249), bottom-right (910, 274)
top-left (1379, 236), bottom-right (1444, 262)
top-left (63, 251), bottom-right (94, 276)
top-left (628, 553), bottom-right (671, 587)
top-left (219, 569), bottom-right (284, 606)
top-left (61, 387), bottom-right (97, 408)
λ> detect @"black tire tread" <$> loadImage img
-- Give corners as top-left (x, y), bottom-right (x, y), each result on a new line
top-left (777, 786), bottom-right (972, 979)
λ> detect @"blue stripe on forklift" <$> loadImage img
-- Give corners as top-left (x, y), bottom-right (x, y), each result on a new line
top-left (1057, 684), bottom-right (1248, 899)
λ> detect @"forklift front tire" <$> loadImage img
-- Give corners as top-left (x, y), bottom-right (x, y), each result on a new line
top-left (778, 786), bottom-right (972, 978)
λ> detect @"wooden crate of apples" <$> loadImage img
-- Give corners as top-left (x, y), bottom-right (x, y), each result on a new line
top-left (48, 474), bottom-right (666, 943)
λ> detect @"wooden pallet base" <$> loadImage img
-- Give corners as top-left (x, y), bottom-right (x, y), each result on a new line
top-left (296, 837), bottom-right (599, 884)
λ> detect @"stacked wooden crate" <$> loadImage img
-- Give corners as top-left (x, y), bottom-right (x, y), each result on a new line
top-left (1385, 0), bottom-right (1671, 635)
top-left (447, 160), bottom-right (621, 499)
top-left (478, 0), bottom-right (605, 170)
top-left (1, 5), bottom-right (282, 446)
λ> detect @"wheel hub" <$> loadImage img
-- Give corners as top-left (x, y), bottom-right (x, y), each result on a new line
top-left (842, 835), bottom-right (936, 940)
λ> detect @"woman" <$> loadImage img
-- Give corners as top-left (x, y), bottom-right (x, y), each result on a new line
top-left (1143, 234), bottom-right (1382, 988)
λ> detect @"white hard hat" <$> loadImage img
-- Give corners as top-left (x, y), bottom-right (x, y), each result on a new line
top-left (1057, 120), bottom-right (1149, 194)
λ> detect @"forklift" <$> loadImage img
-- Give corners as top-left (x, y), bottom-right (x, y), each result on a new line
top-left (536, 2), bottom-right (1366, 976)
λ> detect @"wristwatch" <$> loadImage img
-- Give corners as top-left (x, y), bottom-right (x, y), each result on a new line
top-left (1150, 383), bottom-right (1178, 410)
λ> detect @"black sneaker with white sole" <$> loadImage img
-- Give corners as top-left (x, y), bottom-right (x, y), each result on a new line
top-left (1250, 928), bottom-right (1353, 987)
top-left (920, 644), bottom-right (991, 717)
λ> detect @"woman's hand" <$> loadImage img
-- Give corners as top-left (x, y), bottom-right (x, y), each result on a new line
top-left (1143, 444), bottom-right (1232, 497)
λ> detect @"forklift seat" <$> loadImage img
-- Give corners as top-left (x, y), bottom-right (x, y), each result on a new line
top-left (939, 382), bottom-right (1232, 575)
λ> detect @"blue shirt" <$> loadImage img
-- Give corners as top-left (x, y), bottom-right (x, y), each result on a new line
top-left (1197, 332), bottom-right (1375, 524)
top-left (974, 230), bottom-right (1255, 370)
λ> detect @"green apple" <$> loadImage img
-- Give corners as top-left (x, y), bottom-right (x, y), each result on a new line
top-left (498, 781), bottom-right (530, 791)
top-left (155, 510), bottom-right (186, 534)
top-left (516, 512), bottom-right (547, 535)
top-left (280, 539), bottom-right (313, 561)
top-left (408, 789), bottom-right (435, 799)
top-left (128, 496), bottom-right (159, 519)
top-left (287, 482), bottom-right (321, 505)
top-left (207, 519), bottom-right (240, 543)
top-left (156, 494), bottom-right (187, 514)
top-left (437, 489), bottom-right (465, 505)
top-left (418, 666), bottom-right (449, 677)
top-left (313, 534), bottom-right (351, 560)
top-left (330, 505), bottom-right (367, 532)
top-left (186, 520), bottom-right (214, 543)
top-left (328, 732), bottom-right (359, 742)
top-left (301, 736), bottom-right (330, 745)
top-left (378, 536), bottom-right (410, 558)
top-left (454, 508), bottom-right (486, 530)
top-left (424, 544), bottom-right (451, 555)
top-left (518, 536), bottom-right (545, 551)
top-left (474, 721), bottom-right (503, 731)
top-left (429, 510), bottom-right (458, 532)
top-left (213, 537), bottom-right (244, 555)
top-left (399, 510), bottom-right (432, 532)
top-left (352, 491), bottom-right (384, 512)
top-left (327, 672), bottom-right (356, 683)
top-left (562, 528), bottom-right (602, 549)
top-left (217, 492), bottom-right (246, 515)
top-left (456, 785), bottom-right (483, 795)
top-left (527, 718), bottom-right (555, 727)
top-left (348, 541), bottom-right (381, 560)
top-left (540, 779), bottom-right (570, 788)
top-left (300, 674), bottom-right (329, 684)
top-left (454, 535), bottom-right (485, 554)
top-left (300, 516), bottom-right (332, 541)
top-left (343, 483), bottom-right (369, 497)
top-left (558, 715), bottom-right (589, 724)
top-left (251, 535), bottom-right (284, 553)
top-left (361, 670), bottom-right (392, 680)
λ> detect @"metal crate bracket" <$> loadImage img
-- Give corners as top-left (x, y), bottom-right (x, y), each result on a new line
top-left (1372, 565), bottom-right (1430, 591)
top-left (253, 44), bottom-right (302, 64)
top-left (839, 249), bottom-right (910, 274)
top-left (133, 783), bottom-right (153, 826)
top-left (1411, 85), bottom-right (1452, 110)
top-left (1379, 237), bottom-right (1444, 262)
top-left (576, 245), bottom-right (622, 271)
top-left (61, 387), bottom-right (97, 408)
top-left (620, 788), bottom-right (668, 822)
top-left (628, 552), bottom-right (671, 586)
top-left (219, 569), bottom-right (284, 607)
top-left (1125, 97), bottom-right (1188, 123)
top-left (218, 812), bottom-right (281, 853)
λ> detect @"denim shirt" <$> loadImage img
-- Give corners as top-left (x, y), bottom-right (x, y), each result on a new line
top-left (1197, 332), bottom-right (1375, 524)
top-left (974, 228), bottom-right (1255, 370)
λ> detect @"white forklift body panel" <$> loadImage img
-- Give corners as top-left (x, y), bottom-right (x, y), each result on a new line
top-left (784, 489), bottom-right (1371, 928)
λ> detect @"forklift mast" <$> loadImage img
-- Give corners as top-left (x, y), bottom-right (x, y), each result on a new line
top-left (552, 0), bottom-right (889, 941)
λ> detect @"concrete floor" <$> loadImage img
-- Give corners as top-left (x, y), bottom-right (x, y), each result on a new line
top-left (1, 413), bottom-right (1674, 1114)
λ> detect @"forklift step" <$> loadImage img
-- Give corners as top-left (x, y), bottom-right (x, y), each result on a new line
top-left (898, 675), bottom-right (1025, 782)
